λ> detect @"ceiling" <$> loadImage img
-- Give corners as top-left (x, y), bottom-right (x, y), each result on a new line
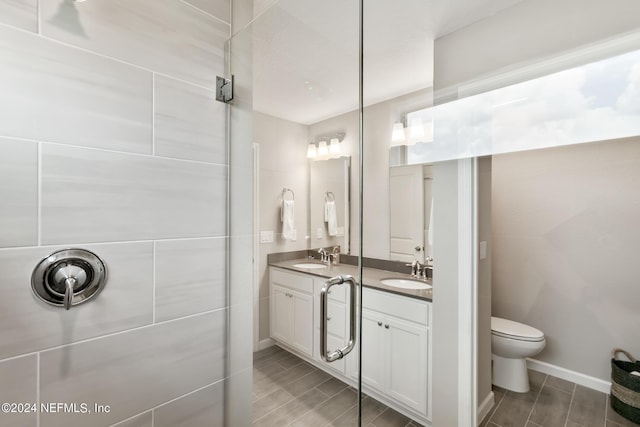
top-left (252, 0), bottom-right (524, 125)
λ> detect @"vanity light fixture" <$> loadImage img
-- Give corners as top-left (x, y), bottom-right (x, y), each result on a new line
top-left (329, 138), bottom-right (341, 156)
top-left (308, 132), bottom-right (345, 161)
top-left (391, 122), bottom-right (406, 144)
top-left (307, 143), bottom-right (318, 159)
top-left (318, 140), bottom-right (329, 158)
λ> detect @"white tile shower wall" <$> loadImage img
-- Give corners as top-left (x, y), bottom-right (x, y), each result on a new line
top-left (155, 238), bottom-right (227, 322)
top-left (0, 138), bottom-right (38, 248)
top-left (0, 354), bottom-right (37, 427)
top-left (154, 75), bottom-right (226, 163)
top-left (111, 413), bottom-right (153, 427)
top-left (153, 381), bottom-right (225, 427)
top-left (40, 144), bottom-right (227, 244)
top-left (182, 0), bottom-right (231, 24)
top-left (39, 311), bottom-right (226, 427)
top-left (0, 0), bottom-right (37, 33)
top-left (0, 242), bottom-right (153, 360)
top-left (40, 0), bottom-right (229, 89)
top-left (0, 26), bottom-right (153, 154)
top-left (0, 0), bottom-right (231, 425)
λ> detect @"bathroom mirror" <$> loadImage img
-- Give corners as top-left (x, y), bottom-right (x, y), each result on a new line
top-left (309, 157), bottom-right (351, 253)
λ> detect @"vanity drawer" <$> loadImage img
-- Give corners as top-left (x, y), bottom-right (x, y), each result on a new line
top-left (313, 279), bottom-right (347, 303)
top-left (271, 268), bottom-right (313, 294)
top-left (363, 288), bottom-right (429, 325)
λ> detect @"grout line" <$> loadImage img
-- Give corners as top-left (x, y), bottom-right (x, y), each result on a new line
top-left (36, 0), bottom-right (41, 35)
top-left (151, 73), bottom-right (156, 156)
top-left (4, 137), bottom-right (228, 168)
top-left (563, 382), bottom-right (578, 427)
top-left (0, 235), bottom-right (227, 253)
top-left (0, 22), bottom-right (219, 93)
top-left (30, 307), bottom-right (226, 355)
top-left (178, 0), bottom-right (231, 27)
top-left (525, 375), bottom-right (547, 426)
top-left (37, 142), bottom-right (42, 246)
top-left (152, 240), bottom-right (156, 324)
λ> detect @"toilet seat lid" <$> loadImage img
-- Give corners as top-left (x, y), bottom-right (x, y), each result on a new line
top-left (491, 316), bottom-right (544, 342)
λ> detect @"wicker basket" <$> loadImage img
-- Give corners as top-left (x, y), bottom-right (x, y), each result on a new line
top-left (611, 348), bottom-right (640, 424)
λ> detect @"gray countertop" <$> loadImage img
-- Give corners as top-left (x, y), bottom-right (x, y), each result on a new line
top-left (269, 258), bottom-right (432, 302)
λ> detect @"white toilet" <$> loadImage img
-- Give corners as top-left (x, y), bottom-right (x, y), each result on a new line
top-left (491, 316), bottom-right (546, 393)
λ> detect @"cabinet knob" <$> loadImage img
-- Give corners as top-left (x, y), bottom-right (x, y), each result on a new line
top-left (377, 321), bottom-right (382, 327)
top-left (327, 317), bottom-right (331, 321)
top-left (384, 324), bottom-right (390, 329)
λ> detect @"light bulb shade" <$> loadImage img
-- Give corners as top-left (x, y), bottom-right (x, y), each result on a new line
top-left (409, 118), bottom-right (425, 139)
top-left (318, 140), bottom-right (329, 157)
top-left (391, 123), bottom-right (406, 143)
top-left (307, 143), bottom-right (317, 159)
top-left (329, 138), bottom-right (340, 155)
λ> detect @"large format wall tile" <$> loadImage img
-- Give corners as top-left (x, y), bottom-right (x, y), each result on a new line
top-left (155, 238), bottom-right (227, 322)
top-left (40, 311), bottom-right (226, 427)
top-left (0, 138), bottom-right (37, 248)
top-left (154, 76), bottom-right (226, 164)
top-left (40, 0), bottom-right (229, 89)
top-left (41, 145), bottom-right (227, 244)
top-left (0, 242), bottom-right (152, 360)
top-left (0, 26), bottom-right (152, 154)
top-left (110, 412), bottom-right (152, 427)
top-left (0, 0), bottom-right (37, 32)
top-left (154, 381), bottom-right (224, 427)
top-left (0, 354), bottom-right (37, 427)
top-left (182, 0), bottom-right (230, 24)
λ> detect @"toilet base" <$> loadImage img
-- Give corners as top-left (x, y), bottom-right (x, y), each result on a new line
top-left (492, 354), bottom-right (530, 393)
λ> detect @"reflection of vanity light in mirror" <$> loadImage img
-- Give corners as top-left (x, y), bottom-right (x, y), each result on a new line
top-left (390, 116), bottom-right (434, 147)
top-left (307, 132), bottom-right (345, 161)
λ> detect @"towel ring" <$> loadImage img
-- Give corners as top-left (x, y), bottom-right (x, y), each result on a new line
top-left (282, 188), bottom-right (295, 202)
top-left (325, 192), bottom-right (335, 202)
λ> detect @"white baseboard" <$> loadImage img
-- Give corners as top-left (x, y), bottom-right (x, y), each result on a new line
top-left (477, 391), bottom-right (495, 426)
top-left (257, 338), bottom-right (275, 352)
top-left (527, 358), bottom-right (611, 394)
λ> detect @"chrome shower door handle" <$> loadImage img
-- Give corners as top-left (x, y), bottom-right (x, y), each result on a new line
top-left (320, 275), bottom-right (357, 363)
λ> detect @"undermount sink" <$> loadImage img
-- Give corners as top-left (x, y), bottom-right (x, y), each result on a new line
top-left (292, 262), bottom-right (327, 269)
top-left (380, 278), bottom-right (432, 290)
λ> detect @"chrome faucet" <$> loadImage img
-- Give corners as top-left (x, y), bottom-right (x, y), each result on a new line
top-left (330, 246), bottom-right (340, 265)
top-left (406, 258), bottom-right (433, 280)
top-left (318, 248), bottom-right (330, 264)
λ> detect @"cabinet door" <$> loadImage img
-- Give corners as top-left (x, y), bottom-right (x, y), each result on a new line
top-left (291, 290), bottom-right (313, 356)
top-left (271, 284), bottom-right (293, 344)
top-left (386, 317), bottom-right (428, 414)
top-left (360, 309), bottom-right (385, 391)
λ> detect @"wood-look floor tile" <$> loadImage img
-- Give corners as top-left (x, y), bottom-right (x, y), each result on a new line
top-left (289, 388), bottom-right (357, 426)
top-left (567, 385), bottom-right (607, 427)
top-left (330, 396), bottom-right (389, 426)
top-left (544, 375), bottom-right (576, 394)
top-left (253, 388), bottom-right (329, 427)
top-left (285, 369), bottom-right (332, 397)
top-left (529, 384), bottom-right (572, 426)
top-left (370, 407), bottom-right (412, 427)
top-left (252, 388), bottom-right (295, 421)
top-left (317, 377), bottom-right (350, 397)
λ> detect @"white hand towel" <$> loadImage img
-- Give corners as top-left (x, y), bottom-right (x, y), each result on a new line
top-left (325, 200), bottom-right (338, 236)
top-left (282, 200), bottom-right (295, 240)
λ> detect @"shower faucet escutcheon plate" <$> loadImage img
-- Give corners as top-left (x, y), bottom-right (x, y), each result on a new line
top-left (31, 248), bottom-right (107, 310)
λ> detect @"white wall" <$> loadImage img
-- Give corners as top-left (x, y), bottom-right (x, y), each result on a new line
top-left (0, 0), bottom-right (233, 426)
top-left (254, 112), bottom-right (310, 343)
top-left (434, 0), bottom-right (640, 95)
top-left (492, 138), bottom-right (640, 381)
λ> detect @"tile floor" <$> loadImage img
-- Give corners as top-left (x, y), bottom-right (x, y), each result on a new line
top-left (252, 346), bottom-right (423, 426)
top-left (481, 370), bottom-right (639, 427)
top-left (253, 346), bottom-right (639, 427)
